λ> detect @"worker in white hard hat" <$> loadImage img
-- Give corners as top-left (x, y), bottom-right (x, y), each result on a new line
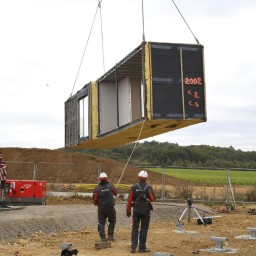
top-left (126, 170), bottom-right (156, 253)
top-left (93, 172), bottom-right (118, 241)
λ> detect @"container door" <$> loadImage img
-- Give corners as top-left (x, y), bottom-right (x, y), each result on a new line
top-left (118, 76), bottom-right (132, 127)
top-left (99, 82), bottom-right (118, 134)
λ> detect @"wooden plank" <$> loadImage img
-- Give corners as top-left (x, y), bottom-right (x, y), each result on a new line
top-left (95, 241), bottom-right (111, 250)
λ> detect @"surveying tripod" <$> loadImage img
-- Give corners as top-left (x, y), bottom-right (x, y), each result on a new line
top-left (178, 198), bottom-right (205, 225)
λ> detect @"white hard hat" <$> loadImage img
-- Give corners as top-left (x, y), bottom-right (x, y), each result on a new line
top-left (99, 172), bottom-right (108, 180)
top-left (138, 170), bottom-right (148, 179)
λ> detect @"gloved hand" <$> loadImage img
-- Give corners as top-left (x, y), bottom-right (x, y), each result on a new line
top-left (126, 212), bottom-right (131, 217)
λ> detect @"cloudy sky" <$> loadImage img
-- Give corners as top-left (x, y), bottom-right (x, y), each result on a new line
top-left (1, 0), bottom-right (256, 151)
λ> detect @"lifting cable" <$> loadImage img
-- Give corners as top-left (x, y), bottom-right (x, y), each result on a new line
top-left (116, 1), bottom-right (147, 187)
top-left (99, 1), bottom-right (106, 73)
top-left (141, 0), bottom-right (145, 41)
top-left (171, 0), bottom-right (200, 44)
top-left (70, 0), bottom-right (105, 97)
top-left (116, 120), bottom-right (145, 188)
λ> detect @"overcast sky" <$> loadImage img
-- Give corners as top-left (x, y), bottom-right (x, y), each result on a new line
top-left (1, 0), bottom-right (256, 152)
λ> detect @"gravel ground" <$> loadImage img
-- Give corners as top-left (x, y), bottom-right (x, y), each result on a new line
top-left (1, 204), bottom-right (255, 256)
top-left (0, 202), bottom-right (214, 241)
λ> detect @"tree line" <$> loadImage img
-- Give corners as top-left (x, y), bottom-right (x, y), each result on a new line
top-left (61, 141), bottom-right (256, 169)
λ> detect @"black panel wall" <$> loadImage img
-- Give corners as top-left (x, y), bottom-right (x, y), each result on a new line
top-left (151, 42), bottom-right (206, 120)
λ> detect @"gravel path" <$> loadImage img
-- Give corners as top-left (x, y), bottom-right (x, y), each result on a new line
top-left (0, 203), bottom-right (214, 241)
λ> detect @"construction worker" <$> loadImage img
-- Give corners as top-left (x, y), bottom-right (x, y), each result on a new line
top-left (93, 172), bottom-right (118, 241)
top-left (126, 170), bottom-right (156, 253)
top-left (0, 152), bottom-right (7, 202)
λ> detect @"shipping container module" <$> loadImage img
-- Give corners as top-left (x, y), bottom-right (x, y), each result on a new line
top-left (65, 41), bottom-right (206, 149)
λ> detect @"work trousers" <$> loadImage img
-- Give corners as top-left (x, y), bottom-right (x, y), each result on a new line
top-left (98, 206), bottom-right (116, 239)
top-left (131, 211), bottom-right (151, 250)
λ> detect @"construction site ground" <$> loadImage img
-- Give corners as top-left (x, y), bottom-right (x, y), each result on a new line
top-left (0, 200), bottom-right (255, 256)
top-left (0, 148), bottom-right (255, 255)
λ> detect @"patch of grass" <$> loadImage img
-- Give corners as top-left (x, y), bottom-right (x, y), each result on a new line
top-left (149, 168), bottom-right (256, 185)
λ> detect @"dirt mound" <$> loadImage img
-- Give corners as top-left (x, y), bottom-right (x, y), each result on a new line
top-left (0, 147), bottom-right (189, 186)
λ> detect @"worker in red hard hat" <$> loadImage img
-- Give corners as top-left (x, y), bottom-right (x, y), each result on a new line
top-left (126, 170), bottom-right (156, 253)
top-left (93, 172), bottom-right (118, 241)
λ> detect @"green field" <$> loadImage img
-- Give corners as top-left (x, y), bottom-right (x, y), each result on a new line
top-left (149, 168), bottom-right (256, 185)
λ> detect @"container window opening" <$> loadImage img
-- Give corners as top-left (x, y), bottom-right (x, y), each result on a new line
top-left (79, 96), bottom-right (89, 138)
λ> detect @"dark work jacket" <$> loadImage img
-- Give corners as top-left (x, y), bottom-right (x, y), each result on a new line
top-left (93, 180), bottom-right (118, 209)
top-left (126, 180), bottom-right (156, 215)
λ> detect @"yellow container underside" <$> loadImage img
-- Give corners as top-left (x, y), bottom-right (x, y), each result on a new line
top-left (71, 118), bottom-right (204, 149)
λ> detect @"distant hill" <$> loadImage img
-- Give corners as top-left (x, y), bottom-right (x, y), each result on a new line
top-left (0, 147), bottom-right (189, 186)
top-left (62, 141), bottom-right (256, 169)
top-left (2, 142), bottom-right (254, 186)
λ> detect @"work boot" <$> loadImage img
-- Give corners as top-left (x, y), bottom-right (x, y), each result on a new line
top-left (130, 248), bottom-right (136, 253)
top-left (107, 235), bottom-right (115, 241)
top-left (138, 248), bottom-right (150, 253)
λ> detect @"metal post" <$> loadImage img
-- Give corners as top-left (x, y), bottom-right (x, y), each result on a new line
top-left (161, 168), bottom-right (166, 200)
top-left (98, 165), bottom-right (101, 181)
top-left (227, 168), bottom-right (236, 209)
top-left (226, 168), bottom-right (231, 212)
top-left (33, 162), bottom-right (37, 180)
